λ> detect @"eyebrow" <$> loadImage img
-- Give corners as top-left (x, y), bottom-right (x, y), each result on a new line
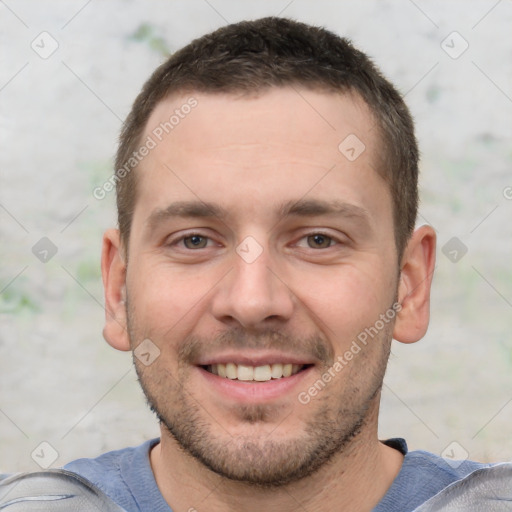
top-left (277, 198), bottom-right (370, 221)
top-left (145, 198), bottom-right (371, 232)
top-left (146, 201), bottom-right (226, 231)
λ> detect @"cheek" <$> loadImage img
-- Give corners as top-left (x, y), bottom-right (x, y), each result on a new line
top-left (292, 263), bottom-right (393, 343)
top-left (126, 258), bottom-right (220, 336)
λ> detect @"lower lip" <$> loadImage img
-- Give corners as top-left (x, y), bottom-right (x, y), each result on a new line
top-left (197, 366), bottom-right (314, 402)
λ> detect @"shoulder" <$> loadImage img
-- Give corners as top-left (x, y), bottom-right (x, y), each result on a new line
top-left (376, 439), bottom-right (493, 511)
top-left (404, 448), bottom-right (489, 479)
top-left (0, 469), bottom-right (127, 511)
top-left (63, 438), bottom-right (159, 483)
top-left (413, 462), bottom-right (512, 511)
top-left (63, 438), bottom-right (160, 511)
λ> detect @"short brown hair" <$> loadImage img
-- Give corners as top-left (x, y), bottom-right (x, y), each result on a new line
top-left (115, 17), bottom-right (418, 258)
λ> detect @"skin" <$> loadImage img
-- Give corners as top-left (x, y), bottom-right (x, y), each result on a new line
top-left (101, 87), bottom-right (436, 512)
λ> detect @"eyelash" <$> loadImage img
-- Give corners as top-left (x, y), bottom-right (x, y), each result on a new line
top-left (167, 231), bottom-right (342, 251)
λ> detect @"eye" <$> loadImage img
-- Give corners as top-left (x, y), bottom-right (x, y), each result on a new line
top-left (307, 233), bottom-right (334, 249)
top-left (163, 230), bottom-right (222, 259)
top-left (295, 232), bottom-right (338, 249)
top-left (181, 234), bottom-right (210, 249)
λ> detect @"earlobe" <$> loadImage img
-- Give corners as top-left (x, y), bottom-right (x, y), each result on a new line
top-left (101, 229), bottom-right (131, 351)
top-left (393, 225), bottom-right (436, 344)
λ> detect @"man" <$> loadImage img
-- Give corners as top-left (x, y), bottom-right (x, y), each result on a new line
top-left (2, 16), bottom-right (511, 512)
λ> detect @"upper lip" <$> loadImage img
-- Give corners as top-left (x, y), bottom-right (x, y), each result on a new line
top-left (196, 351), bottom-right (317, 367)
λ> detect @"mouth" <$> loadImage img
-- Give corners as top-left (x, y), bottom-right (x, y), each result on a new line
top-left (201, 363), bottom-right (313, 382)
top-left (197, 362), bottom-right (314, 403)
top-left (195, 352), bottom-right (317, 402)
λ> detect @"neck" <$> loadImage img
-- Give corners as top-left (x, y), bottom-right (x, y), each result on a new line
top-left (150, 414), bottom-right (403, 512)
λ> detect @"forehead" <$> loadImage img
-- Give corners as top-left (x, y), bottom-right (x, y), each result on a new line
top-left (143, 87), bottom-right (380, 164)
top-left (132, 87), bottom-right (390, 232)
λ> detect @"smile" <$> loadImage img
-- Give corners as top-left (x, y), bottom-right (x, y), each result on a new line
top-left (203, 363), bottom-right (309, 382)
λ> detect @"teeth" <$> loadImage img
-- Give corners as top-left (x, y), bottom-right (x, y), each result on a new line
top-left (254, 365), bottom-right (271, 381)
top-left (217, 363), bottom-right (227, 378)
top-left (226, 363), bottom-right (237, 379)
top-left (208, 362), bottom-right (305, 381)
top-left (271, 363), bottom-right (283, 379)
top-left (237, 365), bottom-right (254, 381)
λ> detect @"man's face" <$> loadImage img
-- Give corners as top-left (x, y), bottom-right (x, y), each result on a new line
top-left (124, 88), bottom-right (399, 485)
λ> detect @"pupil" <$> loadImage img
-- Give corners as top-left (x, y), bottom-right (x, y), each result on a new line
top-left (310, 234), bottom-right (330, 248)
top-left (185, 235), bottom-right (206, 249)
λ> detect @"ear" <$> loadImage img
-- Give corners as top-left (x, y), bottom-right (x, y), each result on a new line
top-left (393, 224), bottom-right (436, 344)
top-left (101, 228), bottom-right (131, 351)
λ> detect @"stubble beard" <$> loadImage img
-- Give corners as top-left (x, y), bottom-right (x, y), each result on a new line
top-left (127, 303), bottom-right (393, 488)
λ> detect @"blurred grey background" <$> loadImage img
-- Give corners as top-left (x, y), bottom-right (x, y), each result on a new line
top-left (1, 0), bottom-right (511, 472)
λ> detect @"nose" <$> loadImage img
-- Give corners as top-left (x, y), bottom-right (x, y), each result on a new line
top-left (210, 239), bottom-right (295, 329)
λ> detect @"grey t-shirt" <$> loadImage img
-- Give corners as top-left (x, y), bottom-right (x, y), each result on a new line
top-left (63, 438), bottom-right (490, 511)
